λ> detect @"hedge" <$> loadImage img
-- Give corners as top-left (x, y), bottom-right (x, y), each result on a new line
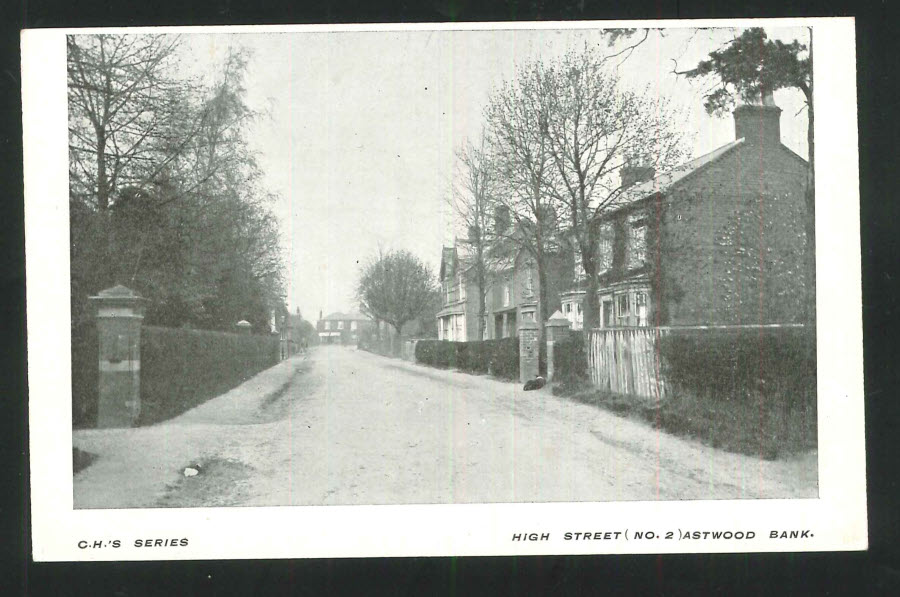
top-left (414, 337), bottom-right (521, 381)
top-left (552, 331), bottom-right (588, 383)
top-left (658, 326), bottom-right (816, 407)
top-left (71, 322), bottom-right (99, 429)
top-left (138, 326), bottom-right (279, 425)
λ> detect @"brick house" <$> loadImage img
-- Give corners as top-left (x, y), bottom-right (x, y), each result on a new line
top-left (436, 241), bottom-right (571, 341)
top-left (560, 95), bottom-right (810, 328)
top-left (316, 311), bottom-right (374, 345)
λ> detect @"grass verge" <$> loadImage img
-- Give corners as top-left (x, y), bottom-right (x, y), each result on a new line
top-left (552, 379), bottom-right (817, 460)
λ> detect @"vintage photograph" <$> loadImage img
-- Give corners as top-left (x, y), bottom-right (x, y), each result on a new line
top-left (65, 25), bottom-right (822, 510)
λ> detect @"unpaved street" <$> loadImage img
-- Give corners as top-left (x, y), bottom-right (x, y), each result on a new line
top-left (74, 345), bottom-right (817, 508)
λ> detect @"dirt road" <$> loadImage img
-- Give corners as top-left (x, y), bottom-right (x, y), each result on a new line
top-left (73, 345), bottom-right (816, 508)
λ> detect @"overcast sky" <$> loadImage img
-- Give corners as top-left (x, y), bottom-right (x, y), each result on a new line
top-left (181, 25), bottom-right (809, 320)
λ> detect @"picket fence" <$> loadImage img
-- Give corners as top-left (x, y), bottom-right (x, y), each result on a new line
top-left (587, 327), bottom-right (669, 400)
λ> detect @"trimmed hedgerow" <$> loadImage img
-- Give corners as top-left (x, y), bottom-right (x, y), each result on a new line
top-left (489, 337), bottom-right (520, 381)
top-left (138, 326), bottom-right (280, 425)
top-left (71, 322), bottom-right (99, 429)
top-left (552, 331), bottom-right (587, 385)
top-left (415, 337), bottom-right (521, 381)
top-left (658, 326), bottom-right (816, 407)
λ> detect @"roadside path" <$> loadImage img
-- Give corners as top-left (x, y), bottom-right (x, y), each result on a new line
top-left (73, 345), bottom-right (816, 508)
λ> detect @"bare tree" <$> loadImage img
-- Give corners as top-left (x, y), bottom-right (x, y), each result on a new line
top-left (67, 34), bottom-right (200, 212)
top-left (68, 35), bottom-right (285, 331)
top-left (357, 249), bottom-right (437, 354)
top-left (447, 136), bottom-right (496, 340)
top-left (484, 61), bottom-right (563, 337)
top-left (539, 48), bottom-right (688, 333)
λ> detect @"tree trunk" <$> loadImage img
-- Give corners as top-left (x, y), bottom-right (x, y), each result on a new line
top-left (392, 323), bottom-right (404, 355)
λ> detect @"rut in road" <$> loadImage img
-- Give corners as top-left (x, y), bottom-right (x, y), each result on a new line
top-left (73, 346), bottom-right (816, 509)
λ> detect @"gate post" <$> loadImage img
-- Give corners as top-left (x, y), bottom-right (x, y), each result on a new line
top-left (518, 321), bottom-right (540, 383)
top-left (545, 310), bottom-right (572, 382)
top-left (90, 285), bottom-right (147, 428)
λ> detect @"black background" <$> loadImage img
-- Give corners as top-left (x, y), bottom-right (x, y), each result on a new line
top-left (3, 1), bottom-right (898, 595)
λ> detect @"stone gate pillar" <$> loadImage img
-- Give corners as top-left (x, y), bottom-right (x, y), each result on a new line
top-left (545, 310), bottom-right (572, 382)
top-left (518, 320), bottom-right (540, 384)
top-left (90, 285), bottom-right (147, 428)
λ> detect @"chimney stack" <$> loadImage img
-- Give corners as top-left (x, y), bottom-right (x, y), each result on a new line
top-left (733, 90), bottom-right (782, 147)
top-left (620, 164), bottom-right (656, 189)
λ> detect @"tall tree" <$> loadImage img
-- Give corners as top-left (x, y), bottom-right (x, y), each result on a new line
top-left (484, 61), bottom-right (562, 337)
top-left (68, 35), bottom-right (285, 332)
top-left (356, 249), bottom-right (437, 353)
top-left (678, 27), bottom-right (814, 321)
top-left (539, 48), bottom-right (687, 333)
top-left (448, 136), bottom-right (496, 340)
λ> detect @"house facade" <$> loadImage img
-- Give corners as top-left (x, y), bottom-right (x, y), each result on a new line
top-left (436, 242), bottom-right (571, 341)
top-left (316, 311), bottom-right (374, 345)
top-left (560, 95), bottom-right (810, 328)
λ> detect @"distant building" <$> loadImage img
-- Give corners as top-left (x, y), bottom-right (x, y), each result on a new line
top-left (316, 311), bottom-right (374, 345)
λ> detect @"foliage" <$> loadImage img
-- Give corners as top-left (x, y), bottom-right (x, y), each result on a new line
top-left (68, 34), bottom-right (284, 333)
top-left (356, 249), bottom-right (438, 343)
top-left (551, 331), bottom-right (587, 384)
top-left (658, 326), bottom-right (816, 406)
top-left (138, 325), bottom-right (279, 425)
top-left (448, 140), bottom-right (497, 340)
top-left (414, 338), bottom-right (521, 381)
top-left (681, 28), bottom-right (811, 115)
top-left (538, 48), bottom-right (687, 333)
top-left (71, 321), bottom-right (99, 428)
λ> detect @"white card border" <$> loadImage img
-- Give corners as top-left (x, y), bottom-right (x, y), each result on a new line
top-left (23, 17), bottom-right (866, 561)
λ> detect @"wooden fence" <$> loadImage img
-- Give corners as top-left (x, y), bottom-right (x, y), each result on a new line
top-left (588, 327), bottom-right (669, 400)
top-left (587, 324), bottom-right (808, 400)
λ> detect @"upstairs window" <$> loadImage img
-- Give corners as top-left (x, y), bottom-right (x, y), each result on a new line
top-left (503, 282), bottom-right (511, 307)
top-left (351, 321), bottom-right (358, 331)
top-left (338, 321), bottom-right (344, 330)
top-left (458, 274), bottom-right (466, 301)
top-left (626, 218), bottom-right (648, 269)
top-left (597, 224), bottom-right (614, 274)
top-left (324, 321), bottom-right (331, 330)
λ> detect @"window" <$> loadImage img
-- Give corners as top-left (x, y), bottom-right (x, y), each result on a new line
top-left (351, 321), bottom-right (357, 331)
top-left (635, 292), bottom-right (648, 326)
top-left (338, 321), bottom-right (344, 330)
top-left (445, 282), bottom-right (451, 304)
top-left (617, 294), bottom-right (630, 325)
top-left (503, 282), bottom-right (511, 307)
top-left (525, 268), bottom-right (534, 296)
top-left (627, 219), bottom-right (648, 269)
top-left (601, 298), bottom-right (613, 328)
top-left (458, 274), bottom-right (466, 301)
top-left (573, 246), bottom-right (586, 280)
top-left (597, 224), bottom-right (613, 273)
top-left (564, 303), bottom-right (572, 314)
top-left (576, 303), bottom-right (582, 315)
top-left (324, 321), bottom-right (331, 330)
top-left (522, 310), bottom-right (536, 322)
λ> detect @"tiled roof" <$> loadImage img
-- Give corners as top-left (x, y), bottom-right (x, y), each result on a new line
top-left (612, 139), bottom-right (745, 209)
